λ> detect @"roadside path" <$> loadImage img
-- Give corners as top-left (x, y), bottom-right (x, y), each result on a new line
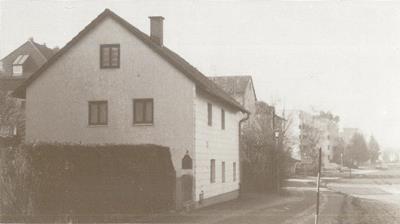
top-left (134, 191), bottom-right (316, 224)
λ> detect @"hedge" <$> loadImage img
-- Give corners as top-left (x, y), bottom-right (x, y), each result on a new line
top-left (0, 143), bottom-right (176, 222)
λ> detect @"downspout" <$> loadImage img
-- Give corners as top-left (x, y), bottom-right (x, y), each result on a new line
top-left (238, 110), bottom-right (250, 197)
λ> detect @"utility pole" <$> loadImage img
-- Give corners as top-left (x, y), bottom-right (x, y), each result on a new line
top-left (340, 152), bottom-right (343, 172)
top-left (274, 130), bottom-right (280, 193)
top-left (314, 147), bottom-right (322, 224)
top-left (349, 158), bottom-right (352, 178)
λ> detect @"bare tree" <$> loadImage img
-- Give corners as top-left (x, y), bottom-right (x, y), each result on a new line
top-left (368, 136), bottom-right (380, 164)
top-left (241, 101), bottom-right (292, 192)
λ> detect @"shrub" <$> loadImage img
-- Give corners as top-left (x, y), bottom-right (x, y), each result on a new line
top-left (0, 143), bottom-right (175, 222)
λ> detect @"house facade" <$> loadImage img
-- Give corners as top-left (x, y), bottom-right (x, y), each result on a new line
top-left (0, 38), bottom-right (57, 137)
top-left (14, 9), bottom-right (247, 209)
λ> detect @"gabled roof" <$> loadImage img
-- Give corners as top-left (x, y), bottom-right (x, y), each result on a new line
top-left (0, 39), bottom-right (56, 70)
top-left (0, 39), bottom-right (57, 92)
top-left (31, 41), bottom-right (58, 60)
top-left (13, 9), bottom-right (247, 113)
top-left (208, 75), bottom-right (257, 100)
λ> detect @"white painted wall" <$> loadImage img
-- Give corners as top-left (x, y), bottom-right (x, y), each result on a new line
top-left (25, 17), bottom-right (196, 176)
top-left (194, 90), bottom-right (241, 201)
top-left (25, 16), bottom-right (243, 204)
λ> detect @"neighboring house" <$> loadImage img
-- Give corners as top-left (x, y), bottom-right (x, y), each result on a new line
top-left (0, 38), bottom-right (57, 137)
top-left (14, 9), bottom-right (248, 209)
top-left (209, 76), bottom-right (257, 118)
top-left (209, 75), bottom-right (284, 132)
top-left (0, 38), bottom-right (57, 91)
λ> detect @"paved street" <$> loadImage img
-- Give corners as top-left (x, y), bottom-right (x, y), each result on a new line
top-left (133, 191), bottom-right (316, 224)
top-left (122, 167), bottom-right (400, 224)
top-left (127, 189), bottom-right (344, 224)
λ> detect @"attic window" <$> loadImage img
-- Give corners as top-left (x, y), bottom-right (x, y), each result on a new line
top-left (12, 55), bottom-right (29, 76)
top-left (100, 44), bottom-right (120, 68)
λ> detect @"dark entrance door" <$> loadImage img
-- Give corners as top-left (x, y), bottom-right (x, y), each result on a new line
top-left (181, 174), bottom-right (193, 202)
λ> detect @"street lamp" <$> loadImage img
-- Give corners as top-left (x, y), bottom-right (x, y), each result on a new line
top-left (274, 130), bottom-right (280, 139)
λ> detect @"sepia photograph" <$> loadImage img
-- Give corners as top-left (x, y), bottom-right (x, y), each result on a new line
top-left (0, 0), bottom-right (400, 223)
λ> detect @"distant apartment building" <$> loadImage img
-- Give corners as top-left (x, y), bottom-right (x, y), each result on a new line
top-left (287, 110), bottom-right (314, 161)
top-left (313, 112), bottom-right (340, 166)
top-left (288, 110), bottom-right (339, 167)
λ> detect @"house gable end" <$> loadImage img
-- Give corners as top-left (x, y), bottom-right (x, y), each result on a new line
top-left (13, 9), bottom-right (246, 113)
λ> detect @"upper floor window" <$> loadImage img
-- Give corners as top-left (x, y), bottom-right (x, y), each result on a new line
top-left (133, 99), bottom-right (153, 124)
top-left (89, 101), bottom-right (108, 125)
top-left (100, 44), bottom-right (120, 68)
top-left (221, 109), bottom-right (225, 130)
top-left (207, 103), bottom-right (212, 126)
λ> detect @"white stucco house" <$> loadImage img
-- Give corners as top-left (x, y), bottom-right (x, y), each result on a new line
top-left (14, 9), bottom-right (248, 209)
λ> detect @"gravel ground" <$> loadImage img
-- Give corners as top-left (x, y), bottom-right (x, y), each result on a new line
top-left (338, 196), bottom-right (400, 224)
top-left (132, 191), bottom-right (312, 224)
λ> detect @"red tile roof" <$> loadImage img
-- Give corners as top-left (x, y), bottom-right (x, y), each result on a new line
top-left (14, 9), bottom-right (247, 113)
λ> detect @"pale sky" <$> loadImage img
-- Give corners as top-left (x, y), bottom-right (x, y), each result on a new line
top-left (1, 0), bottom-right (400, 149)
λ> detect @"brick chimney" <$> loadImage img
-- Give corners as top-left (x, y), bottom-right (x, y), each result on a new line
top-left (149, 16), bottom-right (164, 46)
